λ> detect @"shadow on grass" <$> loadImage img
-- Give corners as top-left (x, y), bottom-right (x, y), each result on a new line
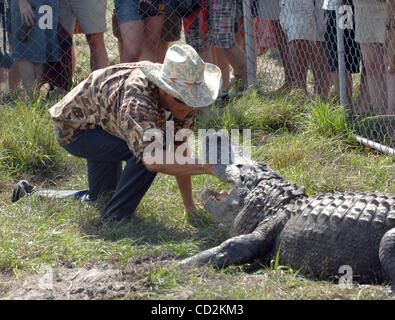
top-left (79, 203), bottom-right (228, 252)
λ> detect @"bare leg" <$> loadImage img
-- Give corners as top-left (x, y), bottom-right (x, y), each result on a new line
top-left (18, 60), bottom-right (39, 93)
top-left (235, 17), bottom-right (257, 75)
top-left (387, 64), bottom-right (395, 115)
top-left (197, 48), bottom-right (214, 63)
top-left (288, 40), bottom-right (308, 94)
top-left (222, 44), bottom-right (247, 84)
top-left (360, 43), bottom-right (388, 114)
top-left (212, 47), bottom-right (230, 92)
top-left (310, 41), bottom-right (330, 100)
top-left (119, 20), bottom-right (145, 63)
top-left (8, 60), bottom-right (21, 92)
top-left (140, 15), bottom-right (164, 62)
top-left (358, 64), bottom-right (371, 115)
top-left (273, 20), bottom-right (294, 88)
top-left (156, 41), bottom-right (168, 64)
top-left (85, 32), bottom-right (109, 71)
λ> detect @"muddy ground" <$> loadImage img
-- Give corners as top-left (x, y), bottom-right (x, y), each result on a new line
top-left (1, 259), bottom-right (166, 300)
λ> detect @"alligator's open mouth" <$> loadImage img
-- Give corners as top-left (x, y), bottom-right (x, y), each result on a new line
top-left (202, 181), bottom-right (240, 226)
top-left (202, 182), bottom-right (235, 204)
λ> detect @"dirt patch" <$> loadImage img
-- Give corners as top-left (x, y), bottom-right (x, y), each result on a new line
top-left (1, 260), bottom-right (158, 300)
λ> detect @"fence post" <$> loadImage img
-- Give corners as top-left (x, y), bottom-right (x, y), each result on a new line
top-left (242, 0), bottom-right (256, 87)
top-left (335, 4), bottom-right (348, 110)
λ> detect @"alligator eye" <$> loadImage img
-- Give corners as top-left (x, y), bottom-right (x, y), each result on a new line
top-left (236, 164), bottom-right (243, 168)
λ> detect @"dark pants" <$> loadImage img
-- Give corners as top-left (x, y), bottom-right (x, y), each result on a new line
top-left (62, 127), bottom-right (157, 222)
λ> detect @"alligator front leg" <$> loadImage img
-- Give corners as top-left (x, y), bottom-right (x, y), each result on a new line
top-left (379, 228), bottom-right (395, 294)
top-left (180, 232), bottom-right (265, 268)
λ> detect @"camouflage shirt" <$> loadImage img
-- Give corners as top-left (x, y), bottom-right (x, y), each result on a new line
top-left (48, 62), bottom-right (196, 162)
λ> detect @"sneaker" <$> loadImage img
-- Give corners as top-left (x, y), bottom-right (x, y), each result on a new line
top-left (11, 180), bottom-right (35, 203)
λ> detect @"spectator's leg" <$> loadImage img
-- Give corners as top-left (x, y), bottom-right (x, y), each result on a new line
top-left (140, 15), bottom-right (164, 62)
top-left (360, 43), bottom-right (388, 114)
top-left (222, 45), bottom-right (247, 84)
top-left (212, 47), bottom-right (230, 92)
top-left (388, 63), bottom-right (395, 115)
top-left (8, 56), bottom-right (21, 92)
top-left (33, 63), bottom-right (43, 91)
top-left (0, 68), bottom-right (4, 83)
top-left (386, 10), bottom-right (395, 115)
top-left (310, 41), bottom-right (330, 100)
top-left (272, 20), bottom-right (294, 90)
top-left (17, 60), bottom-right (34, 91)
top-left (198, 48), bottom-right (214, 63)
top-left (158, 12), bottom-right (182, 63)
top-left (119, 20), bottom-right (145, 62)
top-left (85, 32), bottom-right (108, 71)
top-left (210, 0), bottom-right (247, 84)
top-left (18, 60), bottom-right (42, 93)
top-left (156, 41), bottom-right (168, 63)
top-left (288, 40), bottom-right (308, 94)
top-left (358, 64), bottom-right (371, 115)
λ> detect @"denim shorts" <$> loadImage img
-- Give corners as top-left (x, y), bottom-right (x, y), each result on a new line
top-left (114, 0), bottom-right (166, 24)
top-left (11, 0), bottom-right (60, 63)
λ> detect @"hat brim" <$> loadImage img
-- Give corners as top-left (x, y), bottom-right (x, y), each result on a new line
top-left (140, 62), bottom-right (222, 108)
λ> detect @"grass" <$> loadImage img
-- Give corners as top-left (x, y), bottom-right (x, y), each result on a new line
top-left (0, 88), bottom-right (394, 300)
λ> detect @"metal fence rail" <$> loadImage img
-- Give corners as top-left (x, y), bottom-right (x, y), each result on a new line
top-left (0, 0), bottom-right (393, 151)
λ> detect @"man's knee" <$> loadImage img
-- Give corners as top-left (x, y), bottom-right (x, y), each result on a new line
top-left (86, 33), bottom-right (105, 49)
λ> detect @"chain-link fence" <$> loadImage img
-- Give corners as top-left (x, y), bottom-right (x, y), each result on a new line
top-left (0, 0), bottom-right (394, 153)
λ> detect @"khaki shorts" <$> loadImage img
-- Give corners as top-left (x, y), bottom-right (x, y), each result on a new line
top-left (279, 0), bottom-right (326, 42)
top-left (386, 1), bottom-right (395, 72)
top-left (260, 0), bottom-right (280, 21)
top-left (59, 0), bottom-right (107, 35)
top-left (353, 0), bottom-right (386, 44)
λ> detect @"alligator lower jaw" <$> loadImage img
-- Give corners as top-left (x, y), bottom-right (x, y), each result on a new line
top-left (201, 181), bottom-right (241, 227)
top-left (202, 189), bottom-right (229, 204)
top-left (202, 182), bottom-right (235, 205)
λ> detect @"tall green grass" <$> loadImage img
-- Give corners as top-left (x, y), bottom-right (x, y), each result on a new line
top-left (197, 89), bottom-right (306, 133)
top-left (304, 98), bottom-right (354, 142)
top-left (0, 94), bottom-right (71, 176)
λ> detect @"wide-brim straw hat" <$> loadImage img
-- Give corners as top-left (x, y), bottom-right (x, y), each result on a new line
top-left (140, 44), bottom-right (222, 108)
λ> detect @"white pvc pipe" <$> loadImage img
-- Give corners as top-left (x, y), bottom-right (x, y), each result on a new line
top-left (354, 135), bottom-right (395, 157)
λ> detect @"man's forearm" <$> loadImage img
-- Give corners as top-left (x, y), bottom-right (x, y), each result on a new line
top-left (142, 150), bottom-right (214, 176)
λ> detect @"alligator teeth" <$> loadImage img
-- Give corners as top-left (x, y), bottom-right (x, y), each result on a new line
top-left (214, 192), bottom-right (229, 202)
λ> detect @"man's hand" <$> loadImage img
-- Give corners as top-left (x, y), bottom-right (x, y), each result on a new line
top-left (17, 0), bottom-right (35, 27)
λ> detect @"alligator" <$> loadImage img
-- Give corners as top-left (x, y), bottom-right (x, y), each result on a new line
top-left (181, 134), bottom-right (395, 291)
